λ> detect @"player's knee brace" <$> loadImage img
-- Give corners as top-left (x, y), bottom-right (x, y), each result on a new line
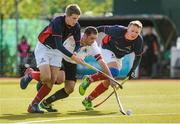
top-left (109, 67), bottom-right (119, 77)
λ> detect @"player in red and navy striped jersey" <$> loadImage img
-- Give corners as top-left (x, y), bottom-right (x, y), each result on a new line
top-left (79, 20), bottom-right (144, 110)
top-left (20, 4), bottom-right (84, 113)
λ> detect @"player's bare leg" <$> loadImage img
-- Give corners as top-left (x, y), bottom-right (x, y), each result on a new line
top-left (40, 70), bottom-right (66, 112)
top-left (81, 61), bottom-right (120, 110)
top-left (82, 80), bottom-right (110, 110)
top-left (79, 61), bottom-right (120, 96)
top-left (28, 65), bottom-right (59, 113)
top-left (36, 70), bottom-right (65, 91)
top-left (40, 80), bottom-right (76, 113)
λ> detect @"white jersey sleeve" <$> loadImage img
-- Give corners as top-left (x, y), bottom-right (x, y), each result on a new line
top-left (63, 34), bottom-right (102, 63)
top-left (77, 41), bottom-right (102, 62)
top-left (63, 36), bottom-right (75, 54)
top-left (62, 36), bottom-right (76, 63)
top-left (87, 41), bottom-right (101, 56)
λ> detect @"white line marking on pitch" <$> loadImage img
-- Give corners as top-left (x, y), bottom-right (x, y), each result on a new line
top-left (16, 113), bottom-right (180, 124)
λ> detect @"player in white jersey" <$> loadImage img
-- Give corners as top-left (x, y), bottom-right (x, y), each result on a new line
top-left (63, 34), bottom-right (102, 63)
top-left (34, 26), bottom-right (115, 112)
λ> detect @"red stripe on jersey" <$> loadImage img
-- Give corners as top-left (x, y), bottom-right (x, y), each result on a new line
top-left (102, 35), bottom-right (111, 45)
top-left (38, 26), bottom-right (52, 43)
top-left (95, 54), bottom-right (102, 61)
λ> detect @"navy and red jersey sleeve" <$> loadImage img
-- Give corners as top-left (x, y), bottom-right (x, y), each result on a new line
top-left (51, 17), bottom-right (63, 36)
top-left (38, 26), bottom-right (52, 43)
top-left (73, 23), bottom-right (81, 52)
top-left (94, 54), bottom-right (102, 61)
top-left (97, 25), bottom-right (125, 37)
top-left (129, 36), bottom-right (143, 73)
top-left (134, 36), bottom-right (144, 56)
top-left (51, 17), bottom-right (73, 57)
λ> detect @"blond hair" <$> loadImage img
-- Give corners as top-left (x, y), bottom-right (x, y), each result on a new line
top-left (129, 20), bottom-right (143, 29)
top-left (65, 4), bottom-right (81, 16)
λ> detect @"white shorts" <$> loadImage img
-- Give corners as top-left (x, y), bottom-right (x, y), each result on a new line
top-left (34, 42), bottom-right (63, 68)
top-left (101, 48), bottom-right (122, 69)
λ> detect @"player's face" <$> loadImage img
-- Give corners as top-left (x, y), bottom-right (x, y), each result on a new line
top-left (65, 14), bottom-right (80, 27)
top-left (126, 25), bottom-right (141, 40)
top-left (82, 34), bottom-right (97, 46)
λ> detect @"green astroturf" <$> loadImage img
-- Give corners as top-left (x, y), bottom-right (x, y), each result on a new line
top-left (0, 79), bottom-right (180, 123)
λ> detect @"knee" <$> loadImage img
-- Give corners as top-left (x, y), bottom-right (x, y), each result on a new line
top-left (56, 71), bottom-right (65, 84)
top-left (41, 75), bottom-right (51, 83)
top-left (109, 67), bottom-right (119, 77)
top-left (56, 76), bottom-right (65, 84)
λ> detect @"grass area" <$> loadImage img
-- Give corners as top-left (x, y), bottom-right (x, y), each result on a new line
top-left (0, 79), bottom-right (180, 123)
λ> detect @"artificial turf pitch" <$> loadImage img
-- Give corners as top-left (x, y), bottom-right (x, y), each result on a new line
top-left (0, 78), bottom-right (180, 123)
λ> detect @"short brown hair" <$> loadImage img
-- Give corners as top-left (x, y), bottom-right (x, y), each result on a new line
top-left (65, 4), bottom-right (81, 16)
top-left (84, 26), bottom-right (98, 36)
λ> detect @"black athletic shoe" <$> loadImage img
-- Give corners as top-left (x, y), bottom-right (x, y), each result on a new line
top-left (27, 103), bottom-right (44, 113)
top-left (40, 100), bottom-right (58, 112)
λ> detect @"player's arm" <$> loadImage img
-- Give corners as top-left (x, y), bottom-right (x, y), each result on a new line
top-left (52, 18), bottom-right (84, 65)
top-left (127, 54), bottom-right (142, 79)
top-left (90, 42), bottom-right (113, 78)
top-left (95, 54), bottom-right (115, 86)
top-left (54, 36), bottom-right (73, 57)
top-left (73, 24), bottom-right (81, 52)
top-left (54, 36), bottom-right (84, 64)
top-left (128, 37), bottom-right (144, 79)
top-left (97, 25), bottom-right (123, 36)
top-left (97, 59), bottom-right (112, 77)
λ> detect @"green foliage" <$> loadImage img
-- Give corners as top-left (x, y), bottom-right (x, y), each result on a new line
top-left (0, 0), bottom-right (15, 18)
top-left (0, 0), bottom-right (113, 19)
top-left (0, 44), bottom-right (16, 76)
top-left (0, 19), bottom-right (48, 76)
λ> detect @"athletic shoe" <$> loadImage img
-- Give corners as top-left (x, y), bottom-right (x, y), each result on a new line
top-left (20, 68), bottom-right (33, 89)
top-left (79, 75), bottom-right (90, 96)
top-left (40, 100), bottom-right (58, 112)
top-left (36, 81), bottom-right (43, 91)
top-left (27, 103), bottom-right (44, 113)
top-left (82, 97), bottom-right (93, 111)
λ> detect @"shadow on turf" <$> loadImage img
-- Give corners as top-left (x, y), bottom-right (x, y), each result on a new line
top-left (0, 111), bottom-right (117, 121)
top-left (67, 110), bottom-right (117, 116)
top-left (0, 113), bottom-right (61, 121)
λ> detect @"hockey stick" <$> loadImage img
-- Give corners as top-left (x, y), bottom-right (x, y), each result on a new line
top-left (113, 86), bottom-right (131, 115)
top-left (94, 76), bottom-right (129, 108)
top-left (83, 62), bottom-right (123, 89)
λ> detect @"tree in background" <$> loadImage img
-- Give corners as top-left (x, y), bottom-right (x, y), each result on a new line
top-left (0, 0), bottom-right (112, 19)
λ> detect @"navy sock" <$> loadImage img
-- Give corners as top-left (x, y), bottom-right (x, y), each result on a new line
top-left (45, 88), bottom-right (69, 104)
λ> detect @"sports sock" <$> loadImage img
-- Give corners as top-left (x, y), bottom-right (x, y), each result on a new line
top-left (31, 71), bottom-right (40, 81)
top-left (45, 88), bottom-right (69, 104)
top-left (89, 72), bottom-right (108, 82)
top-left (31, 84), bottom-right (51, 105)
top-left (88, 81), bottom-right (108, 101)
